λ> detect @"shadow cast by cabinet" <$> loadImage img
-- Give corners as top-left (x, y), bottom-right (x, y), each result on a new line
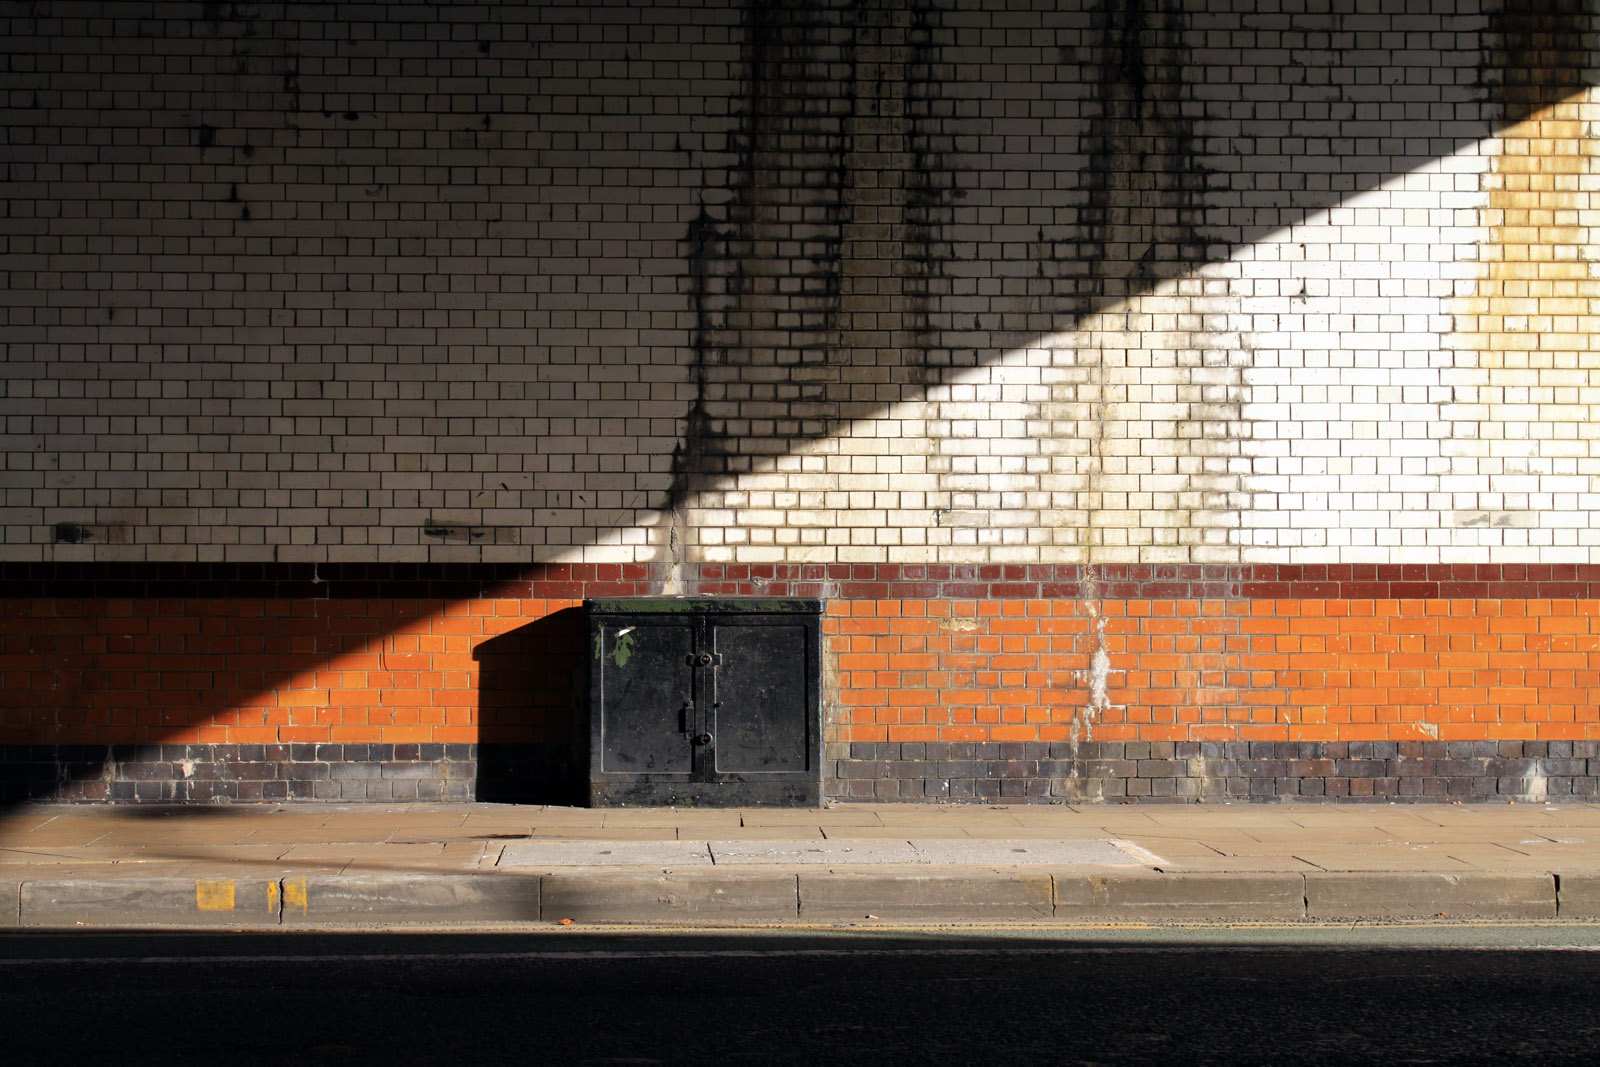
top-left (472, 606), bottom-right (588, 805)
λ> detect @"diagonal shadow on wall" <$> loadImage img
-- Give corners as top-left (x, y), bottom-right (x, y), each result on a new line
top-left (0, 0), bottom-right (1594, 807)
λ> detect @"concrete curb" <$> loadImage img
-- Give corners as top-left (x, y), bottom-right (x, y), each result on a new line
top-left (799, 872), bottom-right (1054, 921)
top-left (1054, 871), bottom-right (1307, 920)
top-left (7, 869), bottom-right (1599, 926)
top-left (540, 871), bottom-right (800, 923)
top-left (1556, 873), bottom-right (1600, 918)
top-left (285, 874), bottom-right (542, 925)
top-left (21, 877), bottom-right (283, 927)
top-left (1305, 872), bottom-right (1557, 920)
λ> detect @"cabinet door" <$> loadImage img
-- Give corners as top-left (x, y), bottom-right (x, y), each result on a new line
top-left (708, 619), bottom-right (812, 775)
top-left (594, 620), bottom-right (693, 775)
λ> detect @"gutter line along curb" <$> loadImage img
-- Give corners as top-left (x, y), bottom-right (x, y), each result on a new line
top-left (2, 870), bottom-right (1584, 926)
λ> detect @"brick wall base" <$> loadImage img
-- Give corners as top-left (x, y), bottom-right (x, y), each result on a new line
top-left (5, 563), bottom-right (1600, 806)
top-left (0, 743), bottom-right (577, 805)
top-left (828, 741), bottom-right (1600, 803)
top-left (6, 740), bottom-right (1596, 805)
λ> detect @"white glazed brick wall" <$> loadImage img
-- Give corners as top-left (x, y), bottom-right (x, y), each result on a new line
top-left (1, 0), bottom-right (1594, 567)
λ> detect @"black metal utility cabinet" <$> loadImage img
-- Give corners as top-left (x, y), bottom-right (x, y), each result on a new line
top-left (585, 597), bottom-right (824, 806)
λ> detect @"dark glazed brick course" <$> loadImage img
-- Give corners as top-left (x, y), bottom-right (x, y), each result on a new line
top-left (8, 561), bottom-right (1600, 601)
top-left (0, 743), bottom-right (477, 803)
top-left (824, 741), bottom-right (1600, 803)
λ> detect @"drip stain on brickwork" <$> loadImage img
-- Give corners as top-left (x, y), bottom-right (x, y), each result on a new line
top-left (664, 0), bottom-right (857, 590)
top-left (662, 207), bottom-right (726, 593)
top-left (900, 0), bottom-right (953, 357)
top-left (1046, 0), bottom-right (1218, 794)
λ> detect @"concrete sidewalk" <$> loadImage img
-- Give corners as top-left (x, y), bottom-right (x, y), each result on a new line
top-left (2, 801), bottom-right (1599, 927)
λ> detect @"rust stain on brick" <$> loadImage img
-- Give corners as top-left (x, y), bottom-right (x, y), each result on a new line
top-left (1463, 3), bottom-right (1596, 374)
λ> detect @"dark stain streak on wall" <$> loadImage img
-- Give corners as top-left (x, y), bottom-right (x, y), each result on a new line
top-left (1081, 0), bottom-right (1204, 305)
top-left (1489, 0), bottom-right (1591, 123)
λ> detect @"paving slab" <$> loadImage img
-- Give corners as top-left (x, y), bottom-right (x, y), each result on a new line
top-left (91, 829), bottom-right (267, 846)
top-left (1282, 811), bottom-right (1429, 827)
top-left (500, 840), bottom-right (713, 868)
top-left (598, 811), bottom-right (744, 830)
top-left (1170, 851), bottom-right (1333, 873)
top-left (278, 843), bottom-right (451, 871)
top-left (343, 841), bottom-right (493, 874)
top-left (3, 864), bottom-right (186, 880)
top-left (1132, 819), bottom-right (1292, 831)
top-left (1530, 809), bottom-right (1600, 825)
top-left (1108, 827), bottom-right (1264, 848)
top-left (243, 827), bottom-right (399, 844)
top-left (874, 806), bottom-right (1019, 822)
top-left (125, 845), bottom-right (294, 865)
top-left (1137, 811), bottom-right (1305, 827)
top-left (1102, 837), bottom-right (1240, 869)
top-left (819, 824), bottom-right (973, 839)
top-left (1239, 828), bottom-right (1401, 845)
top-left (317, 812), bottom-right (467, 830)
top-left (0, 846), bottom-right (153, 863)
top-left (1485, 844), bottom-right (1600, 866)
top-left (909, 839), bottom-right (1146, 866)
top-left (692, 827), bottom-right (829, 841)
top-left (512, 810), bottom-right (608, 828)
top-left (0, 828), bottom-right (115, 848)
top-left (1369, 824), bottom-right (1564, 844)
top-left (1285, 846), bottom-right (1480, 872)
top-left (386, 828), bottom-right (530, 844)
top-left (911, 826), bottom-right (1091, 840)
top-left (740, 809), bottom-right (885, 827)
top-left (1436, 850), bottom-right (1599, 872)
top-left (1419, 808), bottom-right (1579, 825)
top-left (711, 840), bottom-right (920, 865)
top-left (101, 861), bottom-right (345, 878)
top-left (0, 812), bottom-right (73, 835)
top-left (524, 827), bottom-right (682, 840)
top-left (1434, 843), bottom-right (1558, 867)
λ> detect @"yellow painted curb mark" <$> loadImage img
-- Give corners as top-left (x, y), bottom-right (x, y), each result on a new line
top-left (283, 876), bottom-right (308, 917)
top-left (196, 879), bottom-right (236, 912)
top-left (267, 880), bottom-right (279, 914)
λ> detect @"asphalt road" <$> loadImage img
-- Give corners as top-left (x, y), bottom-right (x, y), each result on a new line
top-left (5, 924), bottom-right (1600, 1065)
